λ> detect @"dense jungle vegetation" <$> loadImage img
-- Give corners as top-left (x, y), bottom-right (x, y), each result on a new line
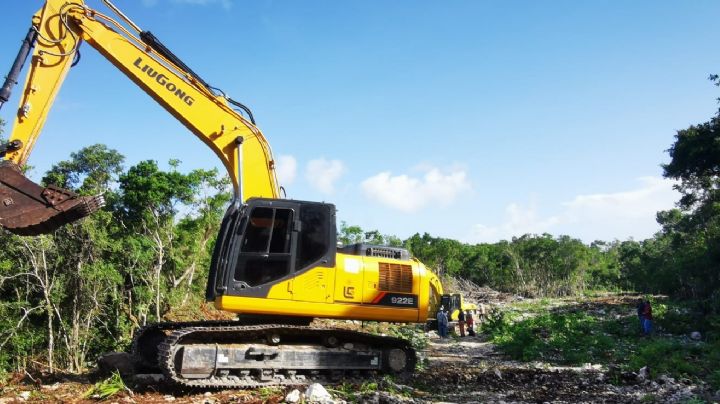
top-left (0, 78), bottom-right (718, 377)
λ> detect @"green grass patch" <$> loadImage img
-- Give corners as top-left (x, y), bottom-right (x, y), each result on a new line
top-left (507, 298), bottom-right (554, 314)
top-left (82, 371), bottom-right (127, 400)
top-left (627, 339), bottom-right (712, 380)
top-left (327, 380), bottom-right (381, 401)
top-left (486, 311), bottom-right (614, 364)
top-left (329, 377), bottom-right (412, 401)
top-left (484, 297), bottom-right (720, 389)
top-left (256, 386), bottom-right (283, 401)
top-left (386, 324), bottom-right (429, 351)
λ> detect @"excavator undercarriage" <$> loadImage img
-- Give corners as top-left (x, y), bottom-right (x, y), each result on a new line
top-left (131, 321), bottom-right (417, 388)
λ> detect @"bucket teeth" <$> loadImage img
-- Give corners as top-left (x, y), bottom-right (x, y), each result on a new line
top-left (0, 161), bottom-right (105, 236)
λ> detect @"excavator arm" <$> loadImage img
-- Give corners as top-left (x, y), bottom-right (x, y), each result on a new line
top-left (0, 0), bottom-right (280, 235)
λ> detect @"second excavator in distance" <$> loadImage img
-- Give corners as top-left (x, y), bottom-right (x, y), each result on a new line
top-left (0, 0), bottom-right (460, 387)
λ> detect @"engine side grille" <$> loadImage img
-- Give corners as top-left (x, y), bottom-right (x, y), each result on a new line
top-left (378, 263), bottom-right (413, 293)
top-left (366, 246), bottom-right (404, 259)
top-left (337, 243), bottom-right (410, 260)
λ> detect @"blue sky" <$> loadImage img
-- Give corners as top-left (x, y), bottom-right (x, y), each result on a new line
top-left (2, 0), bottom-right (719, 243)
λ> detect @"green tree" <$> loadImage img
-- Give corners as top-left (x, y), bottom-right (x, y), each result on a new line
top-left (623, 76), bottom-right (720, 304)
top-left (166, 168), bottom-right (231, 313)
top-left (0, 143), bottom-right (229, 375)
top-left (115, 160), bottom-right (201, 323)
top-left (337, 221), bottom-right (402, 247)
top-left (42, 144), bottom-right (124, 196)
top-left (338, 221), bottom-right (364, 245)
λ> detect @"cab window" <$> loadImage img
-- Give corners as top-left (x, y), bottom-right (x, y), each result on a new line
top-left (295, 204), bottom-right (330, 271)
top-left (234, 207), bottom-right (293, 286)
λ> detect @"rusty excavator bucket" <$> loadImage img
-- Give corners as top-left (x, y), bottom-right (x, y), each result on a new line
top-left (0, 24), bottom-right (104, 236)
top-left (0, 161), bottom-right (105, 236)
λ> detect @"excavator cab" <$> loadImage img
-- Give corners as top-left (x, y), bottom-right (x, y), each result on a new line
top-left (206, 198), bottom-right (337, 303)
top-left (439, 293), bottom-right (476, 321)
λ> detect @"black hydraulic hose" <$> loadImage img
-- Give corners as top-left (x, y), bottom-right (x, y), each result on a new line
top-left (0, 27), bottom-right (38, 110)
top-left (71, 42), bottom-right (82, 67)
top-left (139, 31), bottom-right (257, 125)
top-left (228, 98), bottom-right (256, 125)
top-left (210, 86), bottom-right (256, 125)
top-left (139, 31), bottom-right (212, 90)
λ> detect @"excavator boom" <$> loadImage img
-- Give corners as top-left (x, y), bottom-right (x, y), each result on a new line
top-left (0, 0), bottom-right (280, 235)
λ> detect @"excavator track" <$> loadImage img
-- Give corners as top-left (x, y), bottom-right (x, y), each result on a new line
top-left (131, 321), bottom-right (417, 388)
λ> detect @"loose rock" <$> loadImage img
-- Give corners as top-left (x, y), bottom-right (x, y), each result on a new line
top-left (285, 389), bottom-right (301, 403)
top-left (305, 383), bottom-right (332, 403)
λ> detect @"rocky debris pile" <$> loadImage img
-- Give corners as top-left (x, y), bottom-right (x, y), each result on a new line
top-left (444, 278), bottom-right (522, 306)
top-left (411, 363), bottom-right (710, 403)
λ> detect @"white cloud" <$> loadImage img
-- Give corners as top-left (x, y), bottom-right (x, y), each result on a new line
top-left (305, 158), bottom-right (345, 194)
top-left (472, 201), bottom-right (561, 242)
top-left (562, 177), bottom-right (675, 221)
top-left (275, 155), bottom-right (297, 186)
top-left (361, 167), bottom-right (471, 213)
top-left (470, 177), bottom-right (680, 243)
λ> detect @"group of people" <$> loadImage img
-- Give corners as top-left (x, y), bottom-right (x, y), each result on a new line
top-left (436, 304), bottom-right (486, 338)
top-left (636, 298), bottom-right (653, 336)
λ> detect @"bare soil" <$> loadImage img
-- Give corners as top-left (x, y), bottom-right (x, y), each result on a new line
top-left (413, 335), bottom-right (703, 403)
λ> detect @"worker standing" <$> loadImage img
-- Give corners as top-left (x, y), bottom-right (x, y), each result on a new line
top-left (636, 298), bottom-right (645, 334)
top-left (436, 306), bottom-right (448, 338)
top-left (642, 300), bottom-right (653, 337)
top-left (479, 303), bottom-right (487, 323)
top-left (458, 309), bottom-right (467, 337)
top-left (466, 310), bottom-right (475, 336)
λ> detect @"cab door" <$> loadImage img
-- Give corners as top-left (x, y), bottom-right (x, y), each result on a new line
top-left (291, 202), bottom-right (336, 303)
top-left (230, 204), bottom-right (295, 300)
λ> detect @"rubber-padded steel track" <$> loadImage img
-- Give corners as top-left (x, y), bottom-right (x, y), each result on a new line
top-left (131, 321), bottom-right (416, 389)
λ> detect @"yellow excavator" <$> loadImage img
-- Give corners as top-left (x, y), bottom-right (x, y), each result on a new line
top-left (0, 0), bottom-right (453, 387)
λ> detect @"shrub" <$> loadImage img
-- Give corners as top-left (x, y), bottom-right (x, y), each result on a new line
top-left (488, 311), bottom-right (613, 364)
